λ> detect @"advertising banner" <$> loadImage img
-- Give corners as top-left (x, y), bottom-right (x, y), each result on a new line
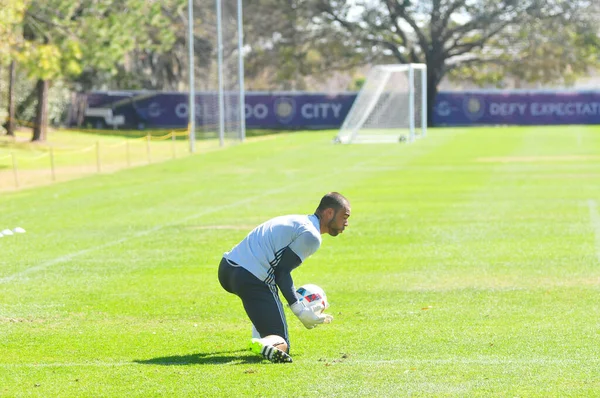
top-left (73, 90), bottom-right (600, 130)
top-left (74, 91), bottom-right (356, 130)
top-left (434, 91), bottom-right (600, 126)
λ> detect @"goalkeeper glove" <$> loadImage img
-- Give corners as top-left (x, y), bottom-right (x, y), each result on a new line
top-left (290, 301), bottom-right (334, 329)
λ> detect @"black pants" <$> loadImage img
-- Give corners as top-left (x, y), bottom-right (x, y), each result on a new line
top-left (218, 257), bottom-right (290, 350)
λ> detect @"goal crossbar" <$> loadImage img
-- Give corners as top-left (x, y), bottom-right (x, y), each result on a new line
top-left (336, 63), bottom-right (427, 144)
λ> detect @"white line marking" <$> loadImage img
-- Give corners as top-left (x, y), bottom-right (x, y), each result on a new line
top-left (0, 146), bottom-right (402, 284)
top-left (0, 189), bottom-right (287, 284)
top-left (587, 199), bottom-right (600, 264)
top-left (0, 357), bottom-right (596, 368)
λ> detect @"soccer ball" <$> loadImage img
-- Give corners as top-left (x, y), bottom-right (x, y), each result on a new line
top-left (296, 284), bottom-right (329, 314)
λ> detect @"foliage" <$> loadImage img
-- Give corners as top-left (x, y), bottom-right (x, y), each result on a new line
top-left (13, 0), bottom-right (178, 83)
top-left (4, 0), bottom-right (599, 123)
top-left (448, 2), bottom-right (600, 87)
top-left (4, 0), bottom-right (181, 139)
top-left (311, 0), bottom-right (598, 122)
top-left (0, 0), bottom-right (28, 66)
top-left (72, 0), bottom-right (184, 90)
top-left (242, 0), bottom-right (376, 90)
top-left (351, 76), bottom-right (366, 91)
top-left (0, 68), bottom-right (72, 132)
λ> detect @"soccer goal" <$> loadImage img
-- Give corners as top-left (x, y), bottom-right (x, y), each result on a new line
top-left (336, 64), bottom-right (427, 144)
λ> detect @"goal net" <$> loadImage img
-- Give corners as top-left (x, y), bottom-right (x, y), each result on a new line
top-left (336, 64), bottom-right (427, 144)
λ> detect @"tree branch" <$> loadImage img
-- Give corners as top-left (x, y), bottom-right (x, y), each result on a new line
top-left (368, 38), bottom-right (409, 63)
top-left (382, 0), bottom-right (410, 48)
top-left (441, 4), bottom-right (519, 45)
top-left (436, 0), bottom-right (467, 38)
top-left (25, 10), bottom-right (73, 39)
top-left (445, 19), bottom-right (513, 58)
top-left (445, 56), bottom-right (509, 72)
top-left (387, 1), bottom-right (430, 54)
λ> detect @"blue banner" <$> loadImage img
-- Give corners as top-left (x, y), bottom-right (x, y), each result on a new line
top-left (433, 91), bottom-right (600, 126)
top-left (74, 91), bottom-right (356, 130)
top-left (72, 90), bottom-right (600, 130)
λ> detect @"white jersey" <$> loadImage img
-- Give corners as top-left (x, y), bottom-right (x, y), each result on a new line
top-left (224, 214), bottom-right (322, 284)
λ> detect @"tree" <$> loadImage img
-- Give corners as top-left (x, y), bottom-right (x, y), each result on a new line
top-left (2, 60), bottom-right (17, 136)
top-left (71, 0), bottom-right (182, 91)
top-left (0, 0), bottom-right (28, 136)
top-left (71, 0), bottom-right (213, 92)
top-left (448, 2), bottom-right (600, 88)
top-left (16, 1), bottom-right (83, 140)
top-left (0, 0), bottom-right (27, 60)
top-left (242, 0), bottom-right (373, 91)
top-left (13, 0), bottom-right (178, 141)
top-left (312, 0), bottom-right (594, 125)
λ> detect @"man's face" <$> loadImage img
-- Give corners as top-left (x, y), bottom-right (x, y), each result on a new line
top-left (326, 204), bottom-right (351, 236)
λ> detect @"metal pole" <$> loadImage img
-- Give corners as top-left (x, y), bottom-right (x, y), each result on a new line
top-left (50, 147), bottom-right (56, 181)
top-left (188, 0), bottom-right (196, 153)
top-left (421, 65), bottom-right (428, 137)
top-left (237, 0), bottom-right (246, 142)
top-left (216, 0), bottom-right (225, 147)
top-left (408, 64), bottom-right (415, 143)
top-left (146, 133), bottom-right (152, 163)
top-left (11, 152), bottom-right (19, 188)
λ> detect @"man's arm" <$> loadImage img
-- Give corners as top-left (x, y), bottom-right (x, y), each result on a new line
top-left (273, 247), bottom-right (302, 306)
top-left (274, 231), bottom-right (321, 305)
top-left (274, 231), bottom-right (332, 329)
top-left (274, 250), bottom-right (333, 328)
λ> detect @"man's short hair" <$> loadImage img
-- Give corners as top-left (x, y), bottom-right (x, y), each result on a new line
top-left (316, 192), bottom-right (348, 213)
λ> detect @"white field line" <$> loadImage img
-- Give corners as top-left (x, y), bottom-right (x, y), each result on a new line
top-left (2, 181), bottom-right (318, 283)
top-left (587, 199), bottom-right (600, 264)
top-left (0, 358), bottom-right (596, 368)
top-left (0, 146), bottom-right (402, 285)
top-left (0, 196), bottom-right (265, 285)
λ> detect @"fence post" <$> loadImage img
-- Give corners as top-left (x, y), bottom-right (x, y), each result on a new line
top-left (126, 140), bottom-right (131, 167)
top-left (96, 141), bottom-right (101, 173)
top-left (50, 147), bottom-right (56, 181)
top-left (146, 133), bottom-right (151, 163)
top-left (11, 152), bottom-right (19, 188)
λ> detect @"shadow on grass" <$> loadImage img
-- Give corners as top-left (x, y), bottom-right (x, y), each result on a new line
top-left (134, 350), bottom-right (264, 366)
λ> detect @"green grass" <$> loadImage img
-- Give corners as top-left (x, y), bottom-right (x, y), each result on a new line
top-left (1, 126), bottom-right (600, 397)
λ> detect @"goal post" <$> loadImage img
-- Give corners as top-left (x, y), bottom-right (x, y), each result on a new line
top-left (336, 64), bottom-right (427, 144)
top-left (189, 0), bottom-right (245, 150)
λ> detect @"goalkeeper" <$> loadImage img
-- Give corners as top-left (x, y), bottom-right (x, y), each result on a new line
top-left (218, 192), bottom-right (351, 363)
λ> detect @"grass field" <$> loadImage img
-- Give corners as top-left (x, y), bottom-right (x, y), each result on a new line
top-left (1, 126), bottom-right (600, 397)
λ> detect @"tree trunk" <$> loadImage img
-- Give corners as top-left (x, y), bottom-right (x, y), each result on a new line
top-left (427, 67), bottom-right (441, 128)
top-left (5, 60), bottom-right (16, 136)
top-left (32, 79), bottom-right (49, 142)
